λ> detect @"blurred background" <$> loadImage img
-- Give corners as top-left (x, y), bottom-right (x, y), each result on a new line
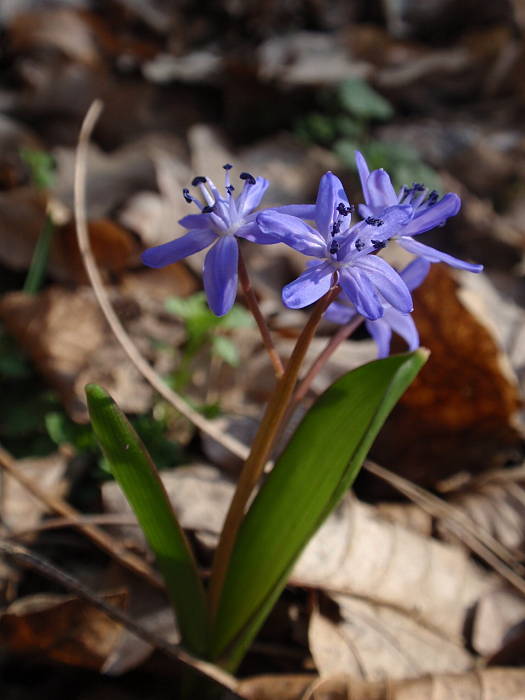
top-left (1, 2), bottom-right (525, 698)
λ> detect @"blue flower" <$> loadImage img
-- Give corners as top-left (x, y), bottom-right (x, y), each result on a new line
top-left (141, 165), bottom-right (270, 316)
top-left (355, 151), bottom-right (483, 273)
top-left (325, 257), bottom-right (431, 358)
top-left (257, 172), bottom-right (414, 321)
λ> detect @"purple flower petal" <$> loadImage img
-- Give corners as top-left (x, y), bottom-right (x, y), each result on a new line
top-left (315, 172), bottom-right (349, 237)
top-left (324, 299), bottom-right (356, 324)
top-left (257, 211), bottom-right (326, 256)
top-left (366, 169), bottom-right (398, 209)
top-left (355, 151), bottom-right (370, 200)
top-left (282, 262), bottom-right (333, 309)
top-left (365, 318), bottom-right (391, 358)
top-left (339, 267), bottom-right (383, 320)
top-left (235, 176), bottom-right (270, 214)
top-left (355, 255), bottom-right (413, 313)
top-left (272, 204), bottom-right (317, 219)
top-left (398, 237), bottom-right (483, 272)
top-left (178, 213), bottom-right (213, 229)
top-left (402, 193), bottom-right (461, 237)
top-left (141, 228), bottom-right (216, 268)
top-left (382, 307), bottom-right (420, 352)
top-left (399, 257), bottom-right (431, 291)
top-left (203, 236), bottom-right (239, 316)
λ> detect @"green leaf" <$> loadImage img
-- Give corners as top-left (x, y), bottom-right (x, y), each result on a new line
top-left (337, 78), bottom-right (394, 122)
top-left (85, 384), bottom-right (208, 655)
top-left (20, 147), bottom-right (56, 190)
top-left (212, 336), bottom-right (240, 367)
top-left (210, 350), bottom-right (428, 669)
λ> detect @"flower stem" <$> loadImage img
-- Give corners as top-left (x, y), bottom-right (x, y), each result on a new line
top-left (238, 251), bottom-right (284, 379)
top-left (208, 285), bottom-right (340, 620)
top-left (292, 315), bottom-right (364, 406)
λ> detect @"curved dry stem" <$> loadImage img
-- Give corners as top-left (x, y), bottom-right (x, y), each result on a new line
top-left (74, 101), bottom-right (249, 464)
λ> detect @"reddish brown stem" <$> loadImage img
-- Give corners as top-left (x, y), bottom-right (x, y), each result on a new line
top-left (208, 285), bottom-right (341, 618)
top-left (238, 251), bottom-right (284, 379)
top-left (293, 315), bottom-right (364, 405)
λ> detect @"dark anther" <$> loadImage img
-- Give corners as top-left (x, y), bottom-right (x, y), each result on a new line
top-left (240, 172), bottom-right (256, 185)
top-left (331, 221), bottom-right (341, 236)
top-left (337, 202), bottom-right (354, 216)
top-left (365, 216), bottom-right (384, 227)
top-left (402, 185), bottom-right (411, 195)
top-left (330, 241), bottom-right (339, 255)
top-left (427, 190), bottom-right (439, 205)
top-left (371, 239), bottom-right (387, 250)
top-left (223, 163), bottom-right (233, 170)
top-left (182, 188), bottom-right (192, 203)
top-left (412, 183), bottom-right (425, 192)
top-left (192, 176), bottom-right (207, 186)
top-left (226, 185), bottom-right (235, 194)
top-left (355, 238), bottom-right (365, 251)
top-left (202, 205), bottom-right (215, 213)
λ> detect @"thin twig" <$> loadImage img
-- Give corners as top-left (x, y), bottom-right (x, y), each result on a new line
top-left (0, 540), bottom-right (241, 697)
top-left (208, 285), bottom-right (341, 618)
top-left (10, 513), bottom-right (144, 539)
top-left (0, 445), bottom-right (162, 588)
top-left (238, 250), bottom-right (284, 379)
top-left (365, 460), bottom-right (525, 596)
top-left (73, 100), bottom-right (248, 464)
top-left (293, 315), bottom-right (364, 406)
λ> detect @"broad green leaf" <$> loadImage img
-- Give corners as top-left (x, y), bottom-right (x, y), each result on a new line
top-left (85, 384), bottom-right (208, 655)
top-left (210, 350), bottom-right (428, 668)
top-left (337, 78), bottom-right (394, 121)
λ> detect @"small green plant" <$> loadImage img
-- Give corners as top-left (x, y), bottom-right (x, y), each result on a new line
top-left (20, 147), bottom-right (57, 295)
top-left (165, 292), bottom-right (253, 392)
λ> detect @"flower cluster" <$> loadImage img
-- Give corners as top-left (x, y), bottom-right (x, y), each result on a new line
top-left (141, 152), bottom-right (483, 356)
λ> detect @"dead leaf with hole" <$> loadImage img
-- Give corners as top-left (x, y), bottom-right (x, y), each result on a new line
top-left (309, 596), bottom-right (473, 682)
top-left (0, 591), bottom-right (126, 670)
top-left (369, 265), bottom-right (522, 496)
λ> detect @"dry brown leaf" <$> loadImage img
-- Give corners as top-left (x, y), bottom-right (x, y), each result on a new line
top-left (8, 8), bottom-right (101, 66)
top-left (309, 596), bottom-right (473, 682)
top-left (0, 452), bottom-right (68, 535)
top-left (0, 187), bottom-right (47, 271)
top-left (305, 668), bottom-right (525, 700)
top-left (0, 285), bottom-right (152, 419)
top-left (370, 265), bottom-right (522, 494)
top-left (472, 586), bottom-right (525, 657)
top-left (0, 591), bottom-right (126, 670)
top-left (103, 465), bottom-right (490, 642)
top-left (237, 674), bottom-right (314, 700)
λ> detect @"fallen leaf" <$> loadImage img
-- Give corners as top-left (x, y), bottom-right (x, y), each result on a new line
top-left (309, 596), bottom-right (473, 682)
top-left (0, 452), bottom-right (68, 535)
top-left (472, 587), bottom-right (525, 657)
top-left (8, 8), bottom-right (101, 66)
top-left (237, 673), bottom-right (314, 700)
top-left (305, 668), bottom-right (525, 699)
top-left (103, 465), bottom-right (491, 642)
top-left (369, 265), bottom-right (522, 494)
top-left (0, 286), bottom-right (152, 420)
top-left (0, 591), bottom-right (126, 670)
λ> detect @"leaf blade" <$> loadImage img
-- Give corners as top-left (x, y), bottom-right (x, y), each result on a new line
top-left (210, 350), bottom-right (428, 667)
top-left (85, 383), bottom-right (208, 655)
